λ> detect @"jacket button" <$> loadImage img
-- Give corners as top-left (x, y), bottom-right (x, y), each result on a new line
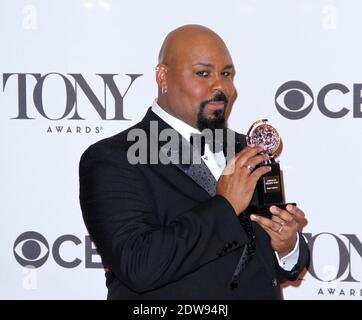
top-left (271, 279), bottom-right (278, 287)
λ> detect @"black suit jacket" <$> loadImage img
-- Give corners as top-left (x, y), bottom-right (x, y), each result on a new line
top-left (79, 107), bottom-right (309, 299)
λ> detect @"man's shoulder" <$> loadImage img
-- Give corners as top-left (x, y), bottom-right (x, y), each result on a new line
top-left (94, 123), bottom-right (142, 149)
top-left (80, 116), bottom-right (149, 162)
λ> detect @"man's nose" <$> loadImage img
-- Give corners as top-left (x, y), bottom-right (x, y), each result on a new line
top-left (215, 78), bottom-right (236, 100)
top-left (211, 75), bottom-right (229, 95)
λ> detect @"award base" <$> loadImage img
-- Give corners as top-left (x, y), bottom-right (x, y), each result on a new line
top-left (247, 159), bottom-right (296, 217)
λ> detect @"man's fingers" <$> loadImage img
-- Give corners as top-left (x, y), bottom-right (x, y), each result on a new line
top-left (250, 214), bottom-right (282, 234)
top-left (223, 147), bottom-right (267, 176)
top-left (249, 165), bottom-right (271, 183)
top-left (271, 215), bottom-right (284, 225)
top-left (269, 206), bottom-right (301, 234)
top-left (286, 204), bottom-right (305, 219)
top-left (235, 146), bottom-right (264, 165)
top-left (269, 205), bottom-right (308, 233)
top-left (269, 206), bottom-right (295, 223)
top-left (286, 204), bottom-right (308, 230)
top-left (241, 154), bottom-right (269, 170)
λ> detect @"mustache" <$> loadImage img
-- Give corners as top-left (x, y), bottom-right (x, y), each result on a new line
top-left (203, 92), bottom-right (229, 106)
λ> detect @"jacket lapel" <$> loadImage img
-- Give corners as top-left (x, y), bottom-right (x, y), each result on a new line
top-left (144, 108), bottom-right (217, 196)
top-left (139, 108), bottom-right (247, 198)
top-left (174, 156), bottom-right (217, 197)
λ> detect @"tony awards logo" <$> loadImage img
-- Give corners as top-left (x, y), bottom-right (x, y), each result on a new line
top-left (246, 119), bottom-right (295, 216)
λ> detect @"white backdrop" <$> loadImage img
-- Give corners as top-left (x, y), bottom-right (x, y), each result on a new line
top-left (1, 0), bottom-right (361, 300)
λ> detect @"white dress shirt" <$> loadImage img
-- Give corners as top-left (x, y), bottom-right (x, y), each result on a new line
top-left (151, 99), bottom-right (300, 271)
top-left (151, 99), bottom-right (226, 180)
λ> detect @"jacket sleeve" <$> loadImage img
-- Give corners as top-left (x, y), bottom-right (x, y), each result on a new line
top-left (276, 232), bottom-right (310, 283)
top-left (79, 143), bottom-right (249, 293)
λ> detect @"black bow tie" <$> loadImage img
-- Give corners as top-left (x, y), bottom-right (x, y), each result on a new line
top-left (190, 132), bottom-right (224, 156)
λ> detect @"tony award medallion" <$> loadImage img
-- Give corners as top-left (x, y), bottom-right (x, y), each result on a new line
top-left (246, 119), bottom-right (295, 216)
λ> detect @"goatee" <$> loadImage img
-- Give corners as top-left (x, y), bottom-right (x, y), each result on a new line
top-left (196, 92), bottom-right (228, 131)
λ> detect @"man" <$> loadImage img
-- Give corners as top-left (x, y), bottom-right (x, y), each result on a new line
top-left (79, 24), bottom-right (309, 299)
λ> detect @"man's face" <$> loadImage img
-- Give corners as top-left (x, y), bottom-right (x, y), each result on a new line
top-left (160, 35), bottom-right (236, 130)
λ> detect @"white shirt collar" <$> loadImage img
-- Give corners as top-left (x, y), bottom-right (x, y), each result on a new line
top-left (151, 99), bottom-right (226, 180)
top-left (151, 98), bottom-right (200, 141)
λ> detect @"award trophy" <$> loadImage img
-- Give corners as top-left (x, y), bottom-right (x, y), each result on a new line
top-left (246, 119), bottom-right (295, 216)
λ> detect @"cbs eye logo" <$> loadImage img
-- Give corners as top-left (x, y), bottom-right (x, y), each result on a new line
top-left (13, 231), bottom-right (49, 268)
top-left (275, 80), bottom-right (362, 119)
top-left (13, 231), bottom-right (103, 269)
top-left (275, 81), bottom-right (314, 120)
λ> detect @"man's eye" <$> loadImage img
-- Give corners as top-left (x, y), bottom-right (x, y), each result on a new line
top-left (196, 71), bottom-right (209, 77)
top-left (222, 71), bottom-right (231, 77)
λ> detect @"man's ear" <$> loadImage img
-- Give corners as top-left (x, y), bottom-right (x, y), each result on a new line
top-left (155, 64), bottom-right (168, 89)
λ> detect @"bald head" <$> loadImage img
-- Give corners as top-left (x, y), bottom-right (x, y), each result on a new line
top-left (158, 24), bottom-right (229, 65)
top-left (155, 24), bottom-right (236, 129)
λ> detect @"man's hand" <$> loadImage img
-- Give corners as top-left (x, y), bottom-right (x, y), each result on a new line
top-left (216, 145), bottom-right (271, 215)
top-left (250, 204), bottom-right (307, 258)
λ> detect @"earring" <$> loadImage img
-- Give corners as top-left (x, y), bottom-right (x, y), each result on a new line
top-left (161, 86), bottom-right (168, 94)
